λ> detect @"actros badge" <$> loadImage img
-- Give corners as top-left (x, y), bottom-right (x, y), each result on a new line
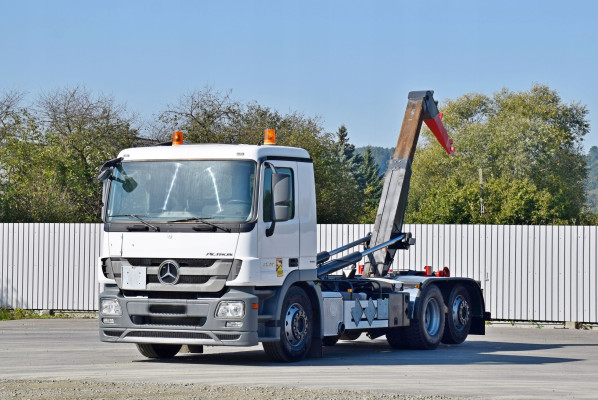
top-left (157, 260), bottom-right (180, 285)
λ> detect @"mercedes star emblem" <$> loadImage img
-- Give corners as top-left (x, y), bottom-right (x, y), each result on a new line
top-left (157, 260), bottom-right (180, 285)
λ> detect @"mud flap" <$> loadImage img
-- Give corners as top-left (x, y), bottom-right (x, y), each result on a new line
top-left (308, 336), bottom-right (323, 358)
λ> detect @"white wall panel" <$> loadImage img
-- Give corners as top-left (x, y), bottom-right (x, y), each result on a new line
top-left (0, 223), bottom-right (596, 323)
top-left (0, 223), bottom-right (102, 311)
top-left (316, 224), bottom-right (598, 323)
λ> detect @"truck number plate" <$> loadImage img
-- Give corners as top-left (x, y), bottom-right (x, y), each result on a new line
top-left (121, 265), bottom-right (146, 290)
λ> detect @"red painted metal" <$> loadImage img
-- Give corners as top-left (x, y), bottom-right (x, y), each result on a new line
top-left (423, 112), bottom-right (454, 155)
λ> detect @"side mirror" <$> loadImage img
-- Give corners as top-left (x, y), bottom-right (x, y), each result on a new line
top-left (271, 172), bottom-right (291, 222)
top-left (114, 164), bottom-right (138, 193)
top-left (97, 157), bottom-right (123, 181)
top-left (120, 174), bottom-right (138, 193)
top-left (97, 168), bottom-right (113, 182)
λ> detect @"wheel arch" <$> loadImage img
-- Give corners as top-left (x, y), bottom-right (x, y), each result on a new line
top-left (260, 270), bottom-right (324, 341)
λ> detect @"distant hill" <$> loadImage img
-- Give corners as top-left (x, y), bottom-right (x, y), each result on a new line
top-left (355, 146), bottom-right (394, 175)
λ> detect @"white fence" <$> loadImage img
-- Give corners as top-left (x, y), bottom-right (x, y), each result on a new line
top-left (1, 223), bottom-right (597, 323)
top-left (1, 224), bottom-right (103, 311)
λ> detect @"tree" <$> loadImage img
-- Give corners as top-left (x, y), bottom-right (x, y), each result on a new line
top-left (407, 85), bottom-right (590, 225)
top-left (358, 146), bottom-right (383, 223)
top-left (0, 90), bottom-right (25, 144)
top-left (155, 87), bottom-right (359, 223)
top-left (586, 146), bottom-right (598, 211)
top-left (0, 87), bottom-right (139, 222)
top-left (335, 125), bottom-right (363, 180)
top-left (356, 146), bottom-right (393, 175)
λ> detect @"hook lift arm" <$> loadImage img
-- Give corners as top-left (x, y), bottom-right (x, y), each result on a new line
top-left (317, 90), bottom-right (453, 278)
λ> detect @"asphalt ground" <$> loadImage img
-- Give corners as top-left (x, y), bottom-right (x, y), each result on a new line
top-left (1, 319), bottom-right (597, 399)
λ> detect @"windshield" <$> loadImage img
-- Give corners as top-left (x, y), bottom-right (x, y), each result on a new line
top-left (107, 160), bottom-right (255, 223)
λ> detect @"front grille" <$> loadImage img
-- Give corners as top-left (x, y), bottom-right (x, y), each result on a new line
top-left (146, 275), bottom-right (211, 285)
top-left (125, 331), bottom-right (212, 340)
top-left (125, 258), bottom-right (217, 268)
top-left (149, 305), bottom-right (186, 314)
top-left (149, 316), bottom-right (205, 327)
top-left (122, 291), bottom-right (200, 299)
top-left (130, 315), bottom-right (206, 327)
top-left (216, 334), bottom-right (241, 341)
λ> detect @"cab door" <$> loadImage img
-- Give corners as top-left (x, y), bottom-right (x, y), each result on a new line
top-left (258, 161), bottom-right (300, 285)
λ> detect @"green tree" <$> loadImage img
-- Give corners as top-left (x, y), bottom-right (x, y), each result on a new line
top-left (407, 85), bottom-right (590, 225)
top-left (0, 87), bottom-right (139, 222)
top-left (155, 87), bottom-right (360, 223)
top-left (586, 146), bottom-right (598, 211)
top-left (335, 125), bottom-right (362, 171)
top-left (356, 146), bottom-right (393, 175)
top-left (358, 146), bottom-right (383, 223)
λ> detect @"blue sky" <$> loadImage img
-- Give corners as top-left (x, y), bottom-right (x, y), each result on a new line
top-left (1, 0), bottom-right (597, 150)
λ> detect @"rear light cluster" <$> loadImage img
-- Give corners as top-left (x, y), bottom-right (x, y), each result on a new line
top-left (424, 266), bottom-right (450, 277)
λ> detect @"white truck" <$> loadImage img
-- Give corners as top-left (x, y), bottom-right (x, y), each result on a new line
top-left (97, 91), bottom-right (489, 362)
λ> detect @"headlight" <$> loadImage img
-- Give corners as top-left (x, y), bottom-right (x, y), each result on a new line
top-left (216, 301), bottom-right (245, 318)
top-left (100, 299), bottom-right (122, 316)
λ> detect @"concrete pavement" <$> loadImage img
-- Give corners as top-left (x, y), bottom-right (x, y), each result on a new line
top-left (1, 319), bottom-right (597, 399)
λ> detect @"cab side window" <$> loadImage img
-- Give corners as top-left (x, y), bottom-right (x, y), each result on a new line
top-left (263, 167), bottom-right (294, 222)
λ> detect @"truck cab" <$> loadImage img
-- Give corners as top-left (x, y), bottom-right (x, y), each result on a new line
top-left (99, 141), bottom-right (322, 358)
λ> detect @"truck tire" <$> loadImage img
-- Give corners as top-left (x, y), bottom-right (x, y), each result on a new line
top-left (386, 327), bottom-right (409, 349)
top-left (136, 343), bottom-right (181, 359)
top-left (442, 285), bottom-right (472, 344)
top-left (404, 284), bottom-right (445, 350)
top-left (263, 286), bottom-right (313, 362)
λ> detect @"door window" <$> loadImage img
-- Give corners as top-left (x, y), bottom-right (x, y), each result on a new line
top-left (263, 167), bottom-right (294, 222)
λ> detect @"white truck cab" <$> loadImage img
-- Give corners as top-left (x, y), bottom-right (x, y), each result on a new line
top-left (99, 140), bottom-right (327, 359)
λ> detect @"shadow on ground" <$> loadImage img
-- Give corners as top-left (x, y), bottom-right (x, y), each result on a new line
top-left (135, 338), bottom-right (594, 367)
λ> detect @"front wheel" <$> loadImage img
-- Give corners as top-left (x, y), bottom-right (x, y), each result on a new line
top-left (404, 284), bottom-right (445, 350)
top-left (136, 343), bottom-right (181, 359)
top-left (263, 286), bottom-right (313, 362)
top-left (442, 285), bottom-right (472, 344)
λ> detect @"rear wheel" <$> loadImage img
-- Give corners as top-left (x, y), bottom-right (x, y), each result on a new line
top-left (404, 284), bottom-right (445, 350)
top-left (263, 286), bottom-right (313, 362)
top-left (136, 343), bottom-right (181, 359)
top-left (442, 285), bottom-right (472, 344)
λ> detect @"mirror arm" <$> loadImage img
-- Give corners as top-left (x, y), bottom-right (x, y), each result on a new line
top-left (97, 157), bottom-right (124, 181)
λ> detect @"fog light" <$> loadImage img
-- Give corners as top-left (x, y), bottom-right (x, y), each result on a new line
top-left (226, 321), bottom-right (243, 328)
top-left (102, 318), bottom-right (115, 324)
top-left (216, 301), bottom-right (245, 318)
top-left (100, 299), bottom-right (122, 316)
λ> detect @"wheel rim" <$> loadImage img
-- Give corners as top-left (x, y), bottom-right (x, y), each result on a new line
top-left (284, 302), bottom-right (309, 349)
top-left (452, 295), bottom-right (470, 331)
top-left (424, 297), bottom-right (441, 336)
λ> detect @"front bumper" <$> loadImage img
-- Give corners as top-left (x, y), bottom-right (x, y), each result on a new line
top-left (99, 285), bottom-right (259, 347)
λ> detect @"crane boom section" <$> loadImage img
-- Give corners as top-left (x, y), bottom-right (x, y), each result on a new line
top-left (365, 91), bottom-right (452, 276)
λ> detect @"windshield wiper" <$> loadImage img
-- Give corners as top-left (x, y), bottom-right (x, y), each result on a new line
top-left (168, 217), bottom-right (231, 233)
top-left (109, 214), bottom-right (160, 232)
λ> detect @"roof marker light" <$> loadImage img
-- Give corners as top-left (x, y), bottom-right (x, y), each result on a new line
top-left (172, 131), bottom-right (184, 146)
top-left (264, 129), bottom-right (276, 145)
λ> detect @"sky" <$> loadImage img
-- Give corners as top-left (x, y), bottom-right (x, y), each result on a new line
top-left (1, 0), bottom-right (597, 150)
